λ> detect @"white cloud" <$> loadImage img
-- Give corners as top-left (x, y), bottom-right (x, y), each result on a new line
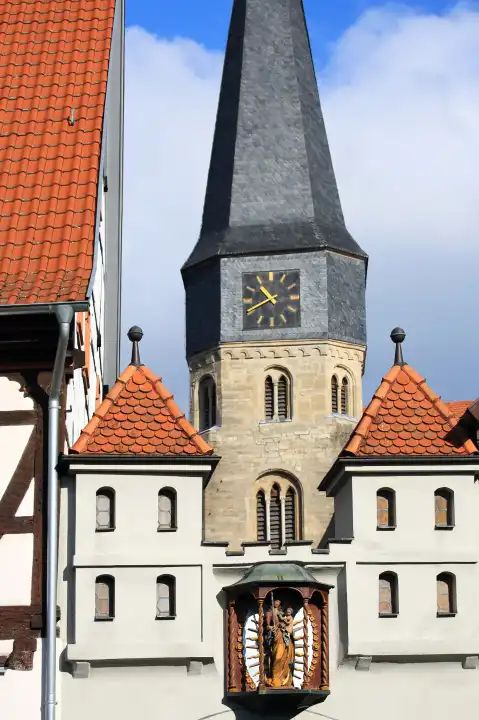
top-left (123, 5), bottom-right (479, 414)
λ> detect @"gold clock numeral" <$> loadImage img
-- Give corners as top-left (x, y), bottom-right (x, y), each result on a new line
top-left (243, 298), bottom-right (252, 304)
top-left (280, 273), bottom-right (286, 283)
top-left (288, 305), bottom-right (297, 313)
top-left (256, 275), bottom-right (263, 285)
top-left (269, 317), bottom-right (275, 328)
top-left (290, 295), bottom-right (299, 301)
top-left (257, 315), bottom-right (263, 325)
top-left (280, 314), bottom-right (287, 323)
top-left (247, 286), bottom-right (255, 293)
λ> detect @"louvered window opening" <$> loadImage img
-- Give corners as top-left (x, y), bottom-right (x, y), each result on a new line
top-left (277, 375), bottom-right (289, 420)
top-left (285, 487), bottom-right (296, 542)
top-left (341, 377), bottom-right (349, 415)
top-left (270, 485), bottom-right (282, 549)
top-left (95, 576), bottom-right (114, 620)
top-left (256, 491), bottom-right (267, 541)
top-left (199, 377), bottom-right (217, 432)
top-left (265, 376), bottom-right (274, 421)
top-left (331, 376), bottom-right (338, 414)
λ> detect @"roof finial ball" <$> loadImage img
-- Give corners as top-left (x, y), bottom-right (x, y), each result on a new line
top-left (128, 325), bottom-right (144, 367)
top-left (390, 327), bottom-right (406, 367)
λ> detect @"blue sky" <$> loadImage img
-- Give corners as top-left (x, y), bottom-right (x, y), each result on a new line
top-left (127, 1), bottom-right (456, 61)
top-left (122, 2), bottom-right (479, 413)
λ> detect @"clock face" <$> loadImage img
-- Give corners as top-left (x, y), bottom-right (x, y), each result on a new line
top-left (242, 270), bottom-right (301, 330)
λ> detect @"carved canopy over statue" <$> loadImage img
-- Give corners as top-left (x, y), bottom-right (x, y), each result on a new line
top-left (223, 562), bottom-right (332, 712)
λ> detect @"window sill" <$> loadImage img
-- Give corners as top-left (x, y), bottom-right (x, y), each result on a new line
top-left (95, 527), bottom-right (116, 533)
top-left (376, 525), bottom-right (396, 531)
top-left (94, 617), bottom-right (114, 622)
top-left (434, 525), bottom-right (455, 531)
top-left (378, 613), bottom-right (398, 618)
top-left (155, 615), bottom-right (176, 621)
top-left (157, 527), bottom-right (178, 533)
top-left (260, 418), bottom-right (292, 424)
top-left (437, 612), bottom-right (456, 618)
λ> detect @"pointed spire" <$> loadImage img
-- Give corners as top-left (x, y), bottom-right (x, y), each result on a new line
top-left (127, 326), bottom-right (143, 367)
top-left (184, 0), bottom-right (367, 269)
top-left (390, 327), bottom-right (406, 366)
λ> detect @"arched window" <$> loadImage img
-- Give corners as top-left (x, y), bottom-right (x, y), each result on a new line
top-left (435, 488), bottom-right (454, 528)
top-left (331, 376), bottom-right (338, 414)
top-left (277, 374), bottom-right (291, 420)
top-left (379, 572), bottom-right (398, 616)
top-left (341, 377), bottom-right (349, 415)
top-left (198, 376), bottom-right (217, 432)
top-left (256, 490), bottom-right (267, 542)
top-left (158, 488), bottom-right (177, 531)
top-left (95, 575), bottom-right (115, 620)
top-left (265, 376), bottom-right (274, 421)
top-left (285, 487), bottom-right (296, 542)
top-left (270, 484), bottom-right (282, 550)
top-left (437, 573), bottom-right (456, 615)
top-left (96, 488), bottom-right (115, 531)
top-left (156, 575), bottom-right (176, 619)
top-left (377, 488), bottom-right (396, 529)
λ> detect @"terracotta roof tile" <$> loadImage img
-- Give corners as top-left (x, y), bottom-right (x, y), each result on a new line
top-left (0, 0), bottom-right (115, 305)
top-left (344, 365), bottom-right (477, 458)
top-left (71, 364), bottom-right (214, 457)
top-left (446, 401), bottom-right (473, 418)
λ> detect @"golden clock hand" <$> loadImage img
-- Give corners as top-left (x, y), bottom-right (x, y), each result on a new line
top-left (260, 286), bottom-right (277, 305)
top-left (247, 294), bottom-right (279, 314)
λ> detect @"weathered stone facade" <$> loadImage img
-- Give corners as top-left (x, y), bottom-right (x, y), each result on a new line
top-left (189, 339), bottom-right (365, 546)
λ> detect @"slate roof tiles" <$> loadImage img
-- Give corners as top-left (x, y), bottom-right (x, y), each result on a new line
top-left (344, 364), bottom-right (476, 458)
top-left (0, 0), bottom-right (115, 305)
top-left (71, 364), bottom-right (214, 457)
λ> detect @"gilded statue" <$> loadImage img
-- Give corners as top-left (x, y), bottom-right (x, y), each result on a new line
top-left (264, 597), bottom-right (295, 688)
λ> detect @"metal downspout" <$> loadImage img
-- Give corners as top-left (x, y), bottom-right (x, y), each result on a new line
top-left (44, 304), bottom-right (74, 720)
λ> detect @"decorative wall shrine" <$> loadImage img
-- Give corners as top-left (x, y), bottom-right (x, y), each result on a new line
top-left (224, 563), bottom-right (332, 711)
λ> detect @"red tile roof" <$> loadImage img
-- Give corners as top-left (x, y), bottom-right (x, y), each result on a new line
top-left (344, 365), bottom-right (477, 457)
top-left (71, 364), bottom-right (214, 456)
top-left (0, 0), bottom-right (115, 305)
top-left (446, 401), bottom-right (473, 418)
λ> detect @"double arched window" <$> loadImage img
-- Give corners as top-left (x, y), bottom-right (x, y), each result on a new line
top-left (198, 375), bottom-right (217, 432)
top-left (256, 473), bottom-right (301, 548)
top-left (331, 373), bottom-right (351, 416)
top-left (264, 369), bottom-right (292, 422)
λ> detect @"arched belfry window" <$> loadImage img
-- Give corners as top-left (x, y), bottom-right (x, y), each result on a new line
top-left (156, 575), bottom-right (176, 619)
top-left (435, 488), bottom-right (454, 528)
top-left (158, 488), bottom-right (177, 531)
top-left (331, 376), bottom-right (338, 414)
top-left (379, 572), bottom-right (398, 616)
top-left (377, 488), bottom-right (396, 529)
top-left (96, 488), bottom-right (115, 531)
top-left (437, 573), bottom-right (456, 615)
top-left (198, 375), bottom-right (217, 432)
top-left (256, 490), bottom-right (267, 542)
top-left (341, 377), bottom-right (349, 415)
top-left (265, 376), bottom-right (274, 421)
top-left (263, 369), bottom-right (292, 422)
top-left (254, 473), bottom-right (302, 548)
top-left (95, 575), bottom-right (115, 620)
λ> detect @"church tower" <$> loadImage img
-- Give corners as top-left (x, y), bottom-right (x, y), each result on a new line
top-left (182, 0), bottom-right (367, 547)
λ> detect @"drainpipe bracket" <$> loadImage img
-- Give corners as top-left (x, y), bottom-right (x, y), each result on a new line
top-left (71, 661), bottom-right (91, 679)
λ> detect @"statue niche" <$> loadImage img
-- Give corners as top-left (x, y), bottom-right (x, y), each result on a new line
top-left (223, 562), bottom-right (332, 713)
